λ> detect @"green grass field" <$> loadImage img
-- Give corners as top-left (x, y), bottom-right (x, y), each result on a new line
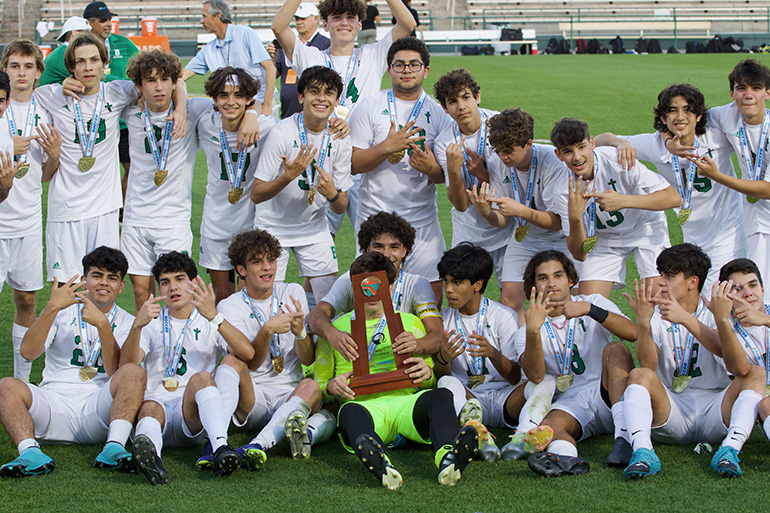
top-left (0, 53), bottom-right (766, 512)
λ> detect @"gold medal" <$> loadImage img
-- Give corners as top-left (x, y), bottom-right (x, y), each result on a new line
top-left (334, 105), bottom-right (349, 121)
top-left (272, 355), bottom-right (284, 374)
top-left (514, 225), bottom-right (529, 242)
top-left (162, 376), bottom-right (179, 392)
top-left (104, 67), bottom-right (111, 75)
top-left (154, 169), bottom-right (168, 186)
top-left (15, 163), bottom-right (29, 179)
top-left (228, 187), bottom-right (243, 205)
top-left (678, 208), bottom-right (692, 225)
top-left (79, 156), bottom-right (95, 172)
top-left (78, 366), bottom-right (97, 382)
top-left (672, 375), bottom-right (691, 393)
top-left (388, 150), bottom-right (405, 164)
top-left (765, 384), bottom-right (770, 397)
top-left (308, 189), bottom-right (316, 205)
top-left (582, 235), bottom-right (598, 253)
top-left (556, 374), bottom-right (573, 392)
top-left (467, 374), bottom-right (486, 390)
top-left (748, 196), bottom-right (760, 204)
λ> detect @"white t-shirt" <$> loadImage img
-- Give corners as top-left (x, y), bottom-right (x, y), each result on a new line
top-left (197, 110), bottom-right (276, 241)
top-left (434, 108), bottom-right (512, 250)
top-left (440, 299), bottom-right (521, 388)
top-left (0, 109), bottom-right (42, 238)
top-left (122, 97), bottom-right (213, 228)
top-left (729, 310), bottom-right (770, 370)
top-left (35, 81), bottom-right (137, 221)
top-left (622, 130), bottom-right (745, 252)
top-left (290, 31), bottom-right (393, 114)
top-left (254, 113), bottom-right (353, 246)
top-left (217, 282), bottom-right (307, 387)
top-left (348, 89), bottom-right (452, 228)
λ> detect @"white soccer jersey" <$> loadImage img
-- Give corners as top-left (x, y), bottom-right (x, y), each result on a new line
top-left (622, 130), bottom-right (745, 252)
top-left (434, 108), bottom-right (512, 250)
top-left (140, 308), bottom-right (227, 400)
top-left (440, 299), bottom-right (521, 387)
top-left (34, 81), bottom-right (137, 222)
top-left (197, 110), bottom-right (276, 241)
top-left (254, 113), bottom-right (353, 246)
top-left (122, 97), bottom-right (213, 228)
top-left (322, 269), bottom-right (440, 321)
top-left (729, 312), bottom-right (770, 370)
top-left (349, 89), bottom-right (452, 228)
top-left (290, 31), bottom-right (392, 113)
top-left (489, 143), bottom-right (569, 245)
top-left (649, 302), bottom-right (730, 391)
top-left (217, 282), bottom-right (307, 387)
top-left (513, 294), bottom-right (623, 389)
top-left (546, 147), bottom-right (670, 241)
top-left (39, 303), bottom-right (134, 389)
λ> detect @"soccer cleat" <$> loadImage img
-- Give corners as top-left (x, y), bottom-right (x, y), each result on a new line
top-left (623, 448), bottom-right (661, 479)
top-left (606, 437), bottom-right (633, 468)
top-left (528, 451), bottom-right (589, 477)
top-left (463, 419), bottom-right (499, 463)
top-left (458, 398), bottom-right (483, 426)
top-left (501, 425), bottom-right (554, 461)
top-left (438, 425), bottom-right (479, 486)
top-left (285, 410), bottom-right (311, 459)
top-left (94, 441), bottom-right (135, 473)
top-left (212, 444), bottom-right (241, 477)
top-left (195, 438), bottom-right (214, 469)
top-left (0, 447), bottom-right (55, 478)
top-left (711, 445), bottom-right (742, 477)
top-left (236, 443), bottom-right (267, 471)
top-left (354, 434), bottom-right (402, 491)
top-left (132, 434), bottom-right (169, 485)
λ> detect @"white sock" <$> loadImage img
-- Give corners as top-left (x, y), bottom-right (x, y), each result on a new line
top-left (195, 386), bottom-right (230, 452)
top-left (135, 417), bottom-right (164, 456)
top-left (722, 390), bottom-right (762, 451)
top-left (253, 396), bottom-right (310, 450)
top-left (611, 401), bottom-right (627, 441)
top-left (518, 375), bottom-right (556, 431)
top-left (546, 439), bottom-right (578, 457)
top-left (763, 415), bottom-right (770, 442)
top-left (437, 375), bottom-right (467, 417)
top-left (310, 275), bottom-right (337, 304)
top-left (106, 419), bottom-right (133, 446)
top-left (307, 409), bottom-right (336, 446)
top-left (17, 438), bottom-right (39, 455)
top-left (12, 323), bottom-right (32, 383)
top-left (624, 384), bottom-right (654, 451)
top-left (214, 364), bottom-right (240, 421)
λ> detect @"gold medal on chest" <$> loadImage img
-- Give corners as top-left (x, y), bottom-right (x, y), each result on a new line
top-left (78, 366), bottom-right (97, 382)
top-left (15, 163), bottom-right (30, 179)
top-left (672, 375), bottom-right (691, 393)
top-left (154, 169), bottom-right (168, 186)
top-left (272, 355), bottom-right (284, 373)
top-left (162, 376), bottom-right (179, 392)
top-left (467, 374), bottom-right (486, 390)
top-left (388, 150), bottom-right (405, 164)
top-left (79, 156), bottom-right (96, 172)
top-left (556, 374), bottom-right (573, 392)
top-left (514, 225), bottom-right (529, 242)
top-left (582, 235), bottom-right (598, 253)
top-left (308, 189), bottom-right (316, 205)
top-left (678, 208), bottom-right (691, 225)
top-left (228, 187), bottom-right (243, 205)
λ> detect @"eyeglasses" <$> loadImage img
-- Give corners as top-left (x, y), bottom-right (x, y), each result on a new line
top-left (390, 61), bottom-right (424, 73)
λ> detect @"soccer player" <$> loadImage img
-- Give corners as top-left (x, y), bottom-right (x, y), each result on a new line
top-left (315, 251), bottom-right (479, 490)
top-left (519, 250), bottom-right (638, 477)
top-left (548, 117), bottom-right (680, 298)
top-left (252, 66), bottom-right (352, 304)
top-left (0, 40), bottom-right (62, 382)
top-left (121, 251), bottom-right (256, 485)
top-left (348, 37), bottom-right (452, 302)
top-left (0, 246), bottom-right (146, 477)
top-left (596, 83), bottom-right (746, 293)
top-left (198, 67), bottom-right (276, 303)
top-left (307, 211), bottom-right (442, 361)
top-left (466, 107), bottom-right (569, 318)
top-left (621, 244), bottom-right (764, 479)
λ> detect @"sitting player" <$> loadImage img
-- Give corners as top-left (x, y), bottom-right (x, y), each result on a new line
top-left (0, 247), bottom-right (145, 477)
top-left (121, 251), bottom-right (256, 484)
top-left (315, 252), bottom-right (479, 490)
top-left (622, 244), bottom-right (764, 479)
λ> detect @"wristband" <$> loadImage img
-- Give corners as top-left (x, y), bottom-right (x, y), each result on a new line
top-left (295, 327), bottom-right (308, 339)
top-left (664, 137), bottom-right (673, 145)
top-left (587, 304), bottom-right (609, 324)
top-left (244, 109), bottom-right (258, 117)
top-left (328, 188), bottom-right (341, 203)
top-left (209, 312), bottom-right (225, 331)
top-left (434, 350), bottom-right (449, 366)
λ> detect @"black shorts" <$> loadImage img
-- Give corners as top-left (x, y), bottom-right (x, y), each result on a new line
top-left (119, 127), bottom-right (130, 165)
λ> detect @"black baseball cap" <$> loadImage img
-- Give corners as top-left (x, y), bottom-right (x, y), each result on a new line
top-left (83, 2), bottom-right (117, 19)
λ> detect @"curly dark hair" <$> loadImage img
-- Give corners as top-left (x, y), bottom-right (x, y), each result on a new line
top-left (523, 250), bottom-right (579, 293)
top-left (126, 50), bottom-right (182, 87)
top-left (64, 33), bottom-right (109, 73)
top-left (82, 246), bottom-right (129, 280)
top-left (550, 117), bottom-right (590, 153)
top-left (350, 252), bottom-right (397, 284)
top-left (656, 243), bottom-right (711, 293)
top-left (357, 211), bottom-right (415, 256)
top-left (433, 68), bottom-right (480, 109)
top-left (318, 0), bottom-right (367, 21)
top-left (228, 229), bottom-right (282, 276)
top-left (488, 108), bottom-right (535, 153)
top-left (204, 66), bottom-right (260, 100)
top-left (152, 251), bottom-right (197, 282)
top-left (652, 84), bottom-right (707, 136)
top-left (387, 36), bottom-right (430, 67)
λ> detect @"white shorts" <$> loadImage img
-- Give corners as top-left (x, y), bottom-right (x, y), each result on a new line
top-left (487, 246), bottom-right (506, 285)
top-left (121, 225), bottom-right (193, 276)
top-left (46, 211), bottom-right (120, 282)
top-left (28, 382), bottom-right (113, 444)
top-left (199, 235), bottom-right (234, 271)
top-left (651, 387), bottom-right (728, 445)
top-left (326, 178), bottom-right (359, 235)
top-left (551, 383), bottom-right (613, 441)
top-left (747, 232), bottom-right (770, 301)
top-left (0, 230), bottom-right (44, 292)
top-left (276, 233), bottom-right (338, 281)
top-left (233, 380), bottom-right (296, 431)
top-left (501, 236), bottom-right (571, 284)
top-left (400, 218), bottom-right (446, 283)
top-left (580, 230), bottom-right (668, 288)
top-left (148, 395), bottom-right (206, 448)
top-left (471, 382), bottom-right (518, 429)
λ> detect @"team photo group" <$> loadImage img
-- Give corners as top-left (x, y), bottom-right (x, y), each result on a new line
top-left (2, 0), bottom-right (770, 492)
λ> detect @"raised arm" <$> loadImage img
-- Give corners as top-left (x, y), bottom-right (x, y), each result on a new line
top-left (272, 0), bottom-right (302, 60)
top-left (388, 0), bottom-right (417, 40)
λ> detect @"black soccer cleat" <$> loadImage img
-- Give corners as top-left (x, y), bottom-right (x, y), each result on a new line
top-left (606, 437), bottom-right (632, 468)
top-left (212, 444), bottom-right (241, 477)
top-left (132, 434), bottom-right (169, 485)
top-left (528, 451), bottom-right (590, 477)
top-left (438, 425), bottom-right (479, 486)
top-left (353, 434), bottom-right (402, 490)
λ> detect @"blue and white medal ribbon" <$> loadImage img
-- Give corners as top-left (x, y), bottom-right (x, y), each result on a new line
top-left (670, 299), bottom-right (704, 392)
top-left (5, 97), bottom-right (36, 171)
top-left (161, 306), bottom-right (197, 379)
top-left (324, 49), bottom-right (358, 107)
top-left (387, 89), bottom-right (427, 130)
top-left (454, 297), bottom-right (488, 376)
top-left (297, 113), bottom-right (331, 200)
top-left (671, 136), bottom-right (699, 224)
top-left (580, 153), bottom-right (600, 252)
top-left (219, 126), bottom-right (246, 204)
top-left (351, 270), bottom-right (406, 361)
top-left (73, 83), bottom-right (104, 171)
top-left (241, 288), bottom-right (282, 363)
top-left (144, 100), bottom-right (174, 186)
top-left (544, 315), bottom-right (577, 392)
top-left (739, 111), bottom-right (770, 181)
top-left (77, 303), bottom-right (118, 376)
top-left (453, 112), bottom-right (487, 188)
top-left (733, 303), bottom-right (770, 388)
top-left (510, 145), bottom-right (538, 241)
